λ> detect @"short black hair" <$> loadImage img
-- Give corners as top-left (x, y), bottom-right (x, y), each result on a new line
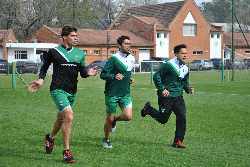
top-left (61, 25), bottom-right (77, 37)
top-left (117, 35), bottom-right (130, 45)
top-left (174, 44), bottom-right (187, 54)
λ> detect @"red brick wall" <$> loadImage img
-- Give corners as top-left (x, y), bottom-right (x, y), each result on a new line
top-left (78, 46), bottom-right (140, 64)
top-left (169, 0), bottom-right (211, 61)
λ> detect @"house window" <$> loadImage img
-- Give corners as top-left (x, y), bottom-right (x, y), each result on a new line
top-left (94, 50), bottom-right (101, 55)
top-left (132, 50), bottom-right (136, 55)
top-left (83, 50), bottom-right (88, 54)
top-left (245, 50), bottom-right (250, 54)
top-left (15, 50), bottom-right (27, 59)
top-left (110, 50), bottom-right (116, 54)
top-left (217, 33), bottom-right (220, 38)
top-left (193, 51), bottom-right (203, 55)
top-left (183, 24), bottom-right (197, 36)
top-left (157, 33), bottom-right (161, 38)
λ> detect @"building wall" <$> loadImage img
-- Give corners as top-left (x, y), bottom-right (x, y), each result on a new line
top-left (79, 46), bottom-right (140, 64)
top-left (35, 26), bottom-right (61, 43)
top-left (169, 0), bottom-right (211, 61)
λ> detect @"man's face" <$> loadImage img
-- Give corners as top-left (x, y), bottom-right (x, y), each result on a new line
top-left (63, 31), bottom-right (79, 46)
top-left (176, 48), bottom-right (189, 63)
top-left (120, 39), bottom-right (131, 54)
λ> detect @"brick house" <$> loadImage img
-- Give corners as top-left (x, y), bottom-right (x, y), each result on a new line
top-left (0, 29), bottom-right (17, 60)
top-left (110, 0), bottom-right (223, 62)
top-left (224, 32), bottom-right (250, 60)
top-left (31, 25), bottom-right (153, 63)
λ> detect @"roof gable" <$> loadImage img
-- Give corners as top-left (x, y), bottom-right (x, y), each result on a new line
top-left (111, 1), bottom-right (185, 28)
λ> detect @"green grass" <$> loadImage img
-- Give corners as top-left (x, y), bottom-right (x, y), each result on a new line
top-left (0, 71), bottom-right (250, 167)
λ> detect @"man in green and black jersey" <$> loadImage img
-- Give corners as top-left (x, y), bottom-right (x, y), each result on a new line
top-left (28, 26), bottom-right (97, 163)
top-left (100, 35), bottom-right (135, 148)
top-left (141, 44), bottom-right (193, 149)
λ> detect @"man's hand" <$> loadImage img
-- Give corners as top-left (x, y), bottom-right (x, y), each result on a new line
top-left (27, 79), bottom-right (44, 93)
top-left (115, 73), bottom-right (124, 80)
top-left (189, 87), bottom-right (194, 95)
top-left (87, 67), bottom-right (98, 76)
top-left (162, 89), bottom-right (169, 97)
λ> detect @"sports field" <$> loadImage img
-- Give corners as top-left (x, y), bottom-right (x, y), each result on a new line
top-left (0, 71), bottom-right (250, 167)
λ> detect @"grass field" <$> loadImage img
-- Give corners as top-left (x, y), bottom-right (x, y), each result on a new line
top-left (0, 71), bottom-right (250, 167)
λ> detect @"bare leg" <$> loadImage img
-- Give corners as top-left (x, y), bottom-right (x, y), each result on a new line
top-left (114, 107), bottom-right (132, 122)
top-left (61, 107), bottom-right (74, 150)
top-left (104, 114), bottom-right (114, 139)
top-left (50, 112), bottom-right (64, 138)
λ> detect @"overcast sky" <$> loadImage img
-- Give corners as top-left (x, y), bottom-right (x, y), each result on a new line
top-left (159, 0), bottom-right (213, 6)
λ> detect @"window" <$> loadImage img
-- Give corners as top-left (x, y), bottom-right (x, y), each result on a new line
top-left (193, 51), bottom-right (203, 55)
top-left (245, 50), bottom-right (250, 54)
top-left (183, 24), bottom-right (197, 36)
top-left (15, 50), bottom-right (27, 59)
top-left (132, 50), bottom-right (137, 55)
top-left (83, 50), bottom-right (88, 54)
top-left (217, 33), bottom-right (220, 38)
top-left (211, 34), bottom-right (214, 38)
top-left (94, 50), bottom-right (101, 55)
top-left (157, 33), bottom-right (161, 38)
top-left (110, 50), bottom-right (116, 54)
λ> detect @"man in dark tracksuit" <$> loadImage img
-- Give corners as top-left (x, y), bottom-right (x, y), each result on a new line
top-left (141, 44), bottom-right (193, 148)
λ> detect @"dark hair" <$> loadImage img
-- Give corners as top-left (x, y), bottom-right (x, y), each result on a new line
top-left (61, 25), bottom-right (77, 37)
top-left (174, 44), bottom-right (187, 54)
top-left (117, 35), bottom-right (130, 45)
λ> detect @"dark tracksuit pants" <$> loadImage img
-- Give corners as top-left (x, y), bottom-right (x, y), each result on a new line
top-left (148, 96), bottom-right (187, 141)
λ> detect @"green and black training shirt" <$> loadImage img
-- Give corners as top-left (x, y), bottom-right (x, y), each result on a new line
top-left (39, 45), bottom-right (88, 94)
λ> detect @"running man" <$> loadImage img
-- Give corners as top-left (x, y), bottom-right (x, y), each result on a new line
top-left (100, 35), bottom-right (135, 148)
top-left (141, 44), bottom-right (193, 148)
top-left (28, 26), bottom-right (97, 163)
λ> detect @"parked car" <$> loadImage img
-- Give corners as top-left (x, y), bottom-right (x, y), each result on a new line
top-left (0, 59), bottom-right (8, 74)
top-left (15, 61), bottom-right (39, 74)
top-left (210, 58), bottom-right (221, 69)
top-left (189, 60), bottom-right (213, 71)
top-left (243, 59), bottom-right (250, 69)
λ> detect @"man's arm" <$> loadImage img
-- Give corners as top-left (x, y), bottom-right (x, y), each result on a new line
top-left (38, 50), bottom-right (52, 80)
top-left (100, 60), bottom-right (115, 80)
top-left (28, 50), bottom-right (52, 92)
top-left (153, 63), bottom-right (168, 93)
top-left (182, 73), bottom-right (193, 94)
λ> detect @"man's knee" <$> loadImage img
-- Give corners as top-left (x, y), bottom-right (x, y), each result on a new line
top-left (63, 107), bottom-right (74, 122)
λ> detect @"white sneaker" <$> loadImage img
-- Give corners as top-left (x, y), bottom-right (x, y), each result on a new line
top-left (102, 138), bottom-right (112, 149)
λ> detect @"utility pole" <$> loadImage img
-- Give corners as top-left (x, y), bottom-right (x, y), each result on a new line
top-left (72, 0), bottom-right (76, 26)
top-left (231, 0), bottom-right (235, 81)
top-left (106, 30), bottom-right (110, 59)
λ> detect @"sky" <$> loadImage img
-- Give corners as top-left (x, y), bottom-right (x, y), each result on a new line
top-left (159, 0), bottom-right (213, 6)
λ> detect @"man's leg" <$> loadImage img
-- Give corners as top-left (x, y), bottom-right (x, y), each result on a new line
top-left (50, 112), bottom-right (64, 138)
top-left (172, 96), bottom-right (187, 148)
top-left (61, 107), bottom-right (74, 151)
top-left (141, 96), bottom-right (173, 124)
top-left (114, 95), bottom-right (133, 122)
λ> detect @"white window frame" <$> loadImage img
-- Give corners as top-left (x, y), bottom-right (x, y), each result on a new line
top-left (14, 50), bottom-right (28, 60)
top-left (183, 24), bottom-right (197, 37)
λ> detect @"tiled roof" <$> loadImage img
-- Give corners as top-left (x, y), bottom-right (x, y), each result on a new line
top-left (0, 30), bottom-right (9, 43)
top-left (210, 24), bottom-right (223, 32)
top-left (133, 16), bottom-right (167, 30)
top-left (45, 26), bottom-right (153, 47)
top-left (224, 32), bottom-right (250, 48)
top-left (112, 1), bottom-right (185, 28)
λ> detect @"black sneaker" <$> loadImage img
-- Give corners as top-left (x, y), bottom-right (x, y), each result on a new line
top-left (44, 134), bottom-right (54, 154)
top-left (111, 120), bottom-right (116, 133)
top-left (63, 149), bottom-right (76, 163)
top-left (141, 102), bottom-right (151, 117)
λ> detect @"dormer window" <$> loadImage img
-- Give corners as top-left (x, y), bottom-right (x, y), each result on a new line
top-left (183, 12), bottom-right (197, 37)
